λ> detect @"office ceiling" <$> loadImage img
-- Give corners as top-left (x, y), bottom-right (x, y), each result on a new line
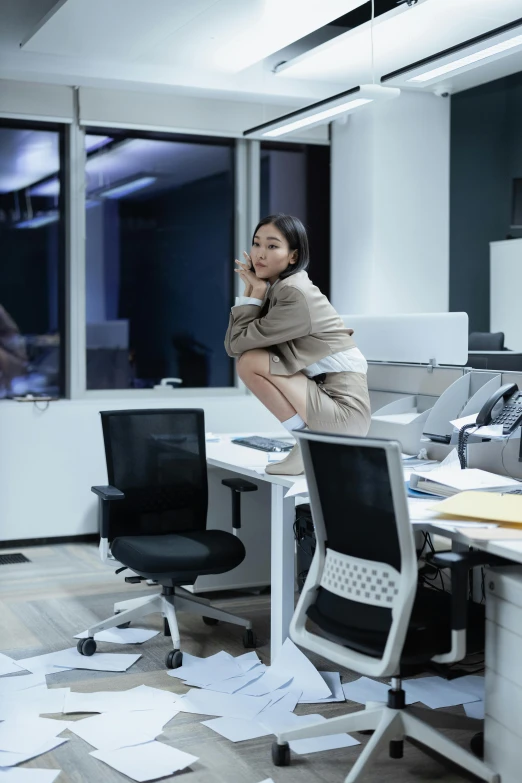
top-left (0, 0), bottom-right (521, 101)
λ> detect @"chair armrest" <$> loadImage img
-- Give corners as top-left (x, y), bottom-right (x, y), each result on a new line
top-left (91, 485), bottom-right (125, 540)
top-left (91, 485), bottom-right (125, 501)
top-left (425, 549), bottom-right (510, 665)
top-left (221, 478), bottom-right (258, 530)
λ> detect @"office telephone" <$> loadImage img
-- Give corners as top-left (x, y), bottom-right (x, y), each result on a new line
top-left (457, 383), bottom-right (522, 468)
top-left (476, 383), bottom-right (522, 434)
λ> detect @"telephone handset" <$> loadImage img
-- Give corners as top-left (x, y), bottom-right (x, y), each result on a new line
top-left (476, 382), bottom-right (522, 434)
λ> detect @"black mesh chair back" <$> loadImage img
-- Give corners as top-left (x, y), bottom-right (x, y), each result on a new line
top-left (291, 431), bottom-right (417, 676)
top-left (100, 409), bottom-right (208, 542)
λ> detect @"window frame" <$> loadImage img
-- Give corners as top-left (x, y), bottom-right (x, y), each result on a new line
top-left (66, 126), bottom-right (261, 399)
top-left (0, 117), bottom-right (67, 398)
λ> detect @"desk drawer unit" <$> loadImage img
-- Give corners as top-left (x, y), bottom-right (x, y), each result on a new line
top-left (485, 567), bottom-right (522, 782)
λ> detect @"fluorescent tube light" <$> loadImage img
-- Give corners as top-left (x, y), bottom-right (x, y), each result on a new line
top-left (409, 33), bottom-right (522, 83)
top-left (99, 176), bottom-right (156, 199)
top-left (244, 84), bottom-right (400, 139)
top-left (381, 16), bottom-right (522, 87)
top-left (263, 98), bottom-right (373, 137)
top-left (15, 213), bottom-right (58, 229)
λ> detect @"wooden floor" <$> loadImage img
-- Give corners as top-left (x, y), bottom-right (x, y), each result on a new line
top-left (0, 543), bottom-right (480, 783)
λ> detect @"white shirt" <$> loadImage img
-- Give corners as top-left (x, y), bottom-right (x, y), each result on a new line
top-left (232, 293), bottom-right (368, 376)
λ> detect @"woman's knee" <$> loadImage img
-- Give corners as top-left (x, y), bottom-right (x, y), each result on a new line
top-left (237, 348), bottom-right (269, 377)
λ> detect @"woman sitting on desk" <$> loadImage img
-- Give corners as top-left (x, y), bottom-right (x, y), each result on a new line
top-left (224, 213), bottom-right (371, 475)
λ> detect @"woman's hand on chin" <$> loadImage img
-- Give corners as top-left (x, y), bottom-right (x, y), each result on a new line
top-left (235, 253), bottom-right (266, 299)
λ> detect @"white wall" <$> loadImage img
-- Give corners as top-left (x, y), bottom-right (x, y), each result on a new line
top-left (0, 395), bottom-right (284, 542)
top-left (331, 91), bottom-right (451, 316)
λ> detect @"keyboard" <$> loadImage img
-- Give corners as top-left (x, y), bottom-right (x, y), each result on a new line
top-left (231, 436), bottom-right (294, 453)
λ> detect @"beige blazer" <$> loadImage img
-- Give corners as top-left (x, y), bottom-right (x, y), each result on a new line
top-left (224, 270), bottom-right (356, 377)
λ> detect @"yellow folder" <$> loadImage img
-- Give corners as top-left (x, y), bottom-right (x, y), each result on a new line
top-left (430, 491), bottom-right (522, 526)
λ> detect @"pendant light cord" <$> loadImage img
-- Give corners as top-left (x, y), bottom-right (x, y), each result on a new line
top-left (370, 0), bottom-right (375, 84)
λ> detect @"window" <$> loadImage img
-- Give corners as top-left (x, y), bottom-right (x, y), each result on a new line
top-left (260, 142), bottom-right (330, 298)
top-left (84, 130), bottom-right (235, 390)
top-left (0, 121), bottom-right (65, 398)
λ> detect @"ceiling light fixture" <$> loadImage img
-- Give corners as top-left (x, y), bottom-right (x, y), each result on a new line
top-left (382, 16), bottom-right (522, 86)
top-left (99, 176), bottom-right (156, 200)
top-left (243, 84), bottom-right (400, 138)
top-left (15, 213), bottom-right (58, 229)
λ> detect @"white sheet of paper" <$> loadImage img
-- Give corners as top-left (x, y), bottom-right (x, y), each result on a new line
top-left (90, 740), bottom-right (198, 782)
top-left (64, 685), bottom-right (178, 715)
top-left (201, 717), bottom-right (270, 742)
top-left (176, 689), bottom-right (270, 719)
top-left (75, 628), bottom-right (159, 645)
top-left (291, 727), bottom-right (360, 754)
top-left (261, 690), bottom-right (302, 714)
top-left (285, 479), bottom-right (308, 498)
top-left (450, 415), bottom-right (504, 439)
top-left (267, 639), bottom-right (331, 701)
top-left (166, 651), bottom-right (230, 680)
top-left (234, 652), bottom-right (262, 673)
top-left (0, 738), bottom-right (68, 769)
top-left (0, 716), bottom-right (68, 754)
top-left (464, 700), bottom-right (485, 719)
top-left (258, 711), bottom-right (359, 753)
top-left (257, 780), bottom-right (275, 783)
top-left (299, 672), bottom-right (345, 704)
top-left (182, 657), bottom-right (243, 687)
top-left (0, 687), bottom-right (70, 719)
top-left (0, 769), bottom-right (62, 783)
top-left (452, 675), bottom-right (485, 701)
top-left (401, 677), bottom-right (481, 709)
top-left (50, 648), bottom-right (141, 672)
top-left (205, 667), bottom-right (266, 694)
top-left (238, 669), bottom-right (293, 697)
top-left (0, 674), bottom-right (47, 697)
top-left (68, 706), bottom-right (179, 750)
top-left (0, 654), bottom-right (28, 677)
top-left (343, 677), bottom-right (410, 705)
top-left (14, 650), bottom-right (75, 676)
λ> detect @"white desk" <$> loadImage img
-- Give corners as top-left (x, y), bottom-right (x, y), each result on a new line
top-left (207, 439), bottom-right (522, 664)
top-left (206, 435), bottom-right (301, 661)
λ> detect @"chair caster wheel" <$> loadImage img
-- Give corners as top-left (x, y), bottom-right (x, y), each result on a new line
top-left (470, 732), bottom-right (484, 759)
top-left (272, 741), bottom-right (290, 766)
top-left (166, 649), bottom-right (183, 669)
top-left (242, 629), bottom-right (257, 648)
top-left (114, 611), bottom-right (131, 629)
top-left (77, 637), bottom-right (96, 656)
top-left (202, 616), bottom-right (219, 626)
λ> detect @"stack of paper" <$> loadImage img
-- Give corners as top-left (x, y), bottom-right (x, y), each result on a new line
top-left (429, 491), bottom-right (522, 527)
top-left (410, 466), bottom-right (521, 498)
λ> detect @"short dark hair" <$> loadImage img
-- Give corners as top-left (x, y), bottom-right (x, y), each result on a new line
top-left (252, 214), bottom-right (309, 279)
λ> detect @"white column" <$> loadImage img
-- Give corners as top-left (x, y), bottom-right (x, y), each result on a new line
top-left (331, 91), bottom-right (450, 316)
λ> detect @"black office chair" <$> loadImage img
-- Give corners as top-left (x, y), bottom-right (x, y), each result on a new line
top-left (468, 332), bottom-right (505, 351)
top-left (78, 409), bottom-right (258, 669)
top-left (271, 431), bottom-right (499, 783)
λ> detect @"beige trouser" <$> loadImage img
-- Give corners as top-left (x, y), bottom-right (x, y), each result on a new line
top-left (305, 371), bottom-right (371, 435)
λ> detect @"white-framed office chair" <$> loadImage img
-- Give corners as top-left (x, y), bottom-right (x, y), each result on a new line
top-left (272, 431), bottom-right (499, 783)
